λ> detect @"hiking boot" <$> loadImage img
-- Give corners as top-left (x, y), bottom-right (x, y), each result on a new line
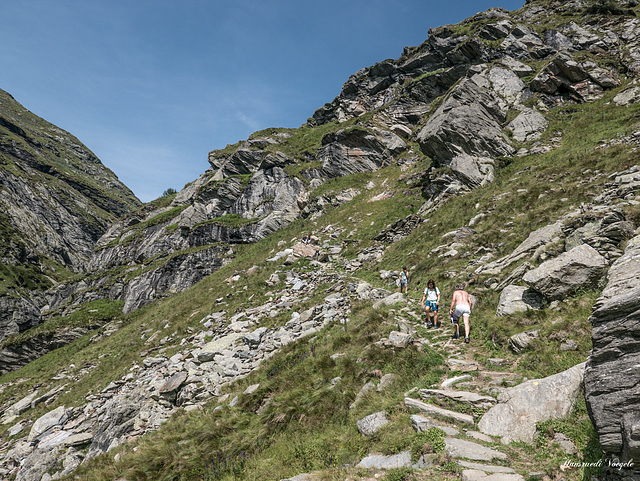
top-left (465, 337), bottom-right (470, 344)
top-left (452, 333), bottom-right (459, 340)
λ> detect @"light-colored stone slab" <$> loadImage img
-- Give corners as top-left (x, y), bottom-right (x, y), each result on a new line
top-left (441, 375), bottom-right (473, 389)
top-left (420, 389), bottom-right (496, 407)
top-left (357, 411), bottom-right (389, 436)
top-left (445, 437), bottom-right (508, 461)
top-left (458, 461), bottom-right (515, 473)
top-left (410, 414), bottom-right (460, 436)
top-left (478, 362), bottom-right (586, 443)
top-left (28, 406), bottom-right (67, 443)
top-left (357, 450), bottom-right (412, 469)
top-left (405, 397), bottom-right (474, 425)
top-left (461, 469), bottom-right (525, 481)
top-left (467, 431), bottom-right (494, 443)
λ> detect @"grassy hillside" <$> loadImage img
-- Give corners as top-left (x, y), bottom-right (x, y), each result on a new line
top-left (0, 79), bottom-right (636, 480)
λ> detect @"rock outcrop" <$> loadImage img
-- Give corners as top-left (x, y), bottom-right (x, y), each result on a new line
top-left (585, 234), bottom-right (640, 480)
top-left (522, 244), bottom-right (608, 300)
top-left (478, 362), bottom-right (586, 444)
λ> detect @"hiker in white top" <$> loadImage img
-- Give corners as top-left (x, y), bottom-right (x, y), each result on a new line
top-left (421, 279), bottom-right (441, 328)
top-left (399, 266), bottom-right (409, 294)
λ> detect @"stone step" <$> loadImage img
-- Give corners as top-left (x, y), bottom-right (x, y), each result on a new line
top-left (460, 470), bottom-right (525, 481)
top-left (410, 414), bottom-right (460, 436)
top-left (445, 437), bottom-right (508, 462)
top-left (420, 389), bottom-right (496, 408)
top-left (457, 461), bottom-right (515, 473)
top-left (441, 375), bottom-right (473, 389)
top-left (404, 397), bottom-right (474, 425)
top-left (446, 358), bottom-right (479, 372)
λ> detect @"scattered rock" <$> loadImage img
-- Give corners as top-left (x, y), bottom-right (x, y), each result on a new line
top-left (387, 331), bottom-right (414, 348)
top-left (508, 330), bottom-right (538, 353)
top-left (357, 411), bottom-right (389, 436)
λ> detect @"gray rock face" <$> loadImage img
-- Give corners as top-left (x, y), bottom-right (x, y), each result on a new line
top-left (417, 78), bottom-right (515, 188)
top-left (530, 52), bottom-right (619, 101)
top-left (585, 234), bottom-right (640, 479)
top-left (316, 127), bottom-right (401, 178)
top-left (478, 362), bottom-right (585, 443)
top-left (0, 326), bottom-right (92, 374)
top-left (506, 108), bottom-right (548, 142)
top-left (523, 244), bottom-right (608, 300)
top-left (0, 297), bottom-right (42, 345)
top-left (563, 209), bottom-right (636, 260)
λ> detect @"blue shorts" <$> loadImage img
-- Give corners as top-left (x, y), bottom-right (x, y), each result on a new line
top-left (425, 300), bottom-right (438, 311)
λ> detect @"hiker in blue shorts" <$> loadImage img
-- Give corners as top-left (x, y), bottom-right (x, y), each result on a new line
top-left (399, 266), bottom-right (409, 294)
top-left (421, 279), bottom-right (441, 328)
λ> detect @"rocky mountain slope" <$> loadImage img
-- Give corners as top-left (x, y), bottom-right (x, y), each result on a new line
top-left (38, 0), bottom-right (640, 325)
top-left (1, 0), bottom-right (640, 480)
top-left (0, 88), bottom-right (140, 345)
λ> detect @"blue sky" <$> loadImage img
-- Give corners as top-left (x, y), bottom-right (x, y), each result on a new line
top-left (1, 0), bottom-right (523, 202)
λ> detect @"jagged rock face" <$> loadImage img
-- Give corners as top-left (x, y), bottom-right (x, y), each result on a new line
top-left (585, 234), bottom-right (640, 480)
top-left (57, 122), bottom-right (408, 315)
top-left (0, 297), bottom-right (42, 343)
top-left (0, 88), bottom-right (140, 341)
top-left (41, 1), bottom-right (637, 324)
top-left (416, 77), bottom-right (515, 187)
top-left (0, 89), bottom-right (140, 271)
top-left (0, 326), bottom-right (93, 375)
top-left (316, 127), bottom-right (403, 177)
top-left (121, 245), bottom-right (229, 313)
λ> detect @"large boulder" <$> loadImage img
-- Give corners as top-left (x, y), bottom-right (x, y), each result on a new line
top-left (522, 244), bottom-right (608, 300)
top-left (585, 235), bottom-right (640, 480)
top-left (496, 285), bottom-right (544, 316)
top-left (478, 362), bottom-right (586, 443)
